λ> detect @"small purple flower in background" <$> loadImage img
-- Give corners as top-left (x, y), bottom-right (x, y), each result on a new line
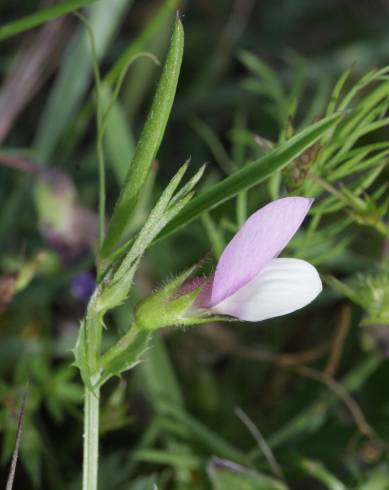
top-left (195, 197), bottom-right (322, 322)
top-left (71, 271), bottom-right (96, 303)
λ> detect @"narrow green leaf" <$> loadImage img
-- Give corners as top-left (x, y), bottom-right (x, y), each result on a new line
top-left (159, 401), bottom-right (246, 464)
top-left (299, 459), bottom-right (347, 490)
top-left (239, 51), bottom-right (286, 108)
top-left (357, 469), bottom-right (389, 490)
top-left (98, 329), bottom-right (151, 387)
top-left (156, 113), bottom-right (341, 242)
top-left (73, 319), bottom-right (92, 388)
top-left (202, 212), bottom-right (225, 258)
top-left (208, 458), bottom-right (287, 490)
top-left (191, 117), bottom-right (235, 174)
top-left (0, 0), bottom-right (96, 41)
top-left (98, 163), bottom-right (193, 312)
top-left (326, 67), bottom-right (351, 116)
top-left (101, 162), bottom-right (204, 270)
top-left (133, 448), bottom-right (200, 470)
top-left (102, 16), bottom-right (184, 257)
top-left (140, 336), bottom-right (184, 410)
top-left (130, 475), bottom-right (158, 490)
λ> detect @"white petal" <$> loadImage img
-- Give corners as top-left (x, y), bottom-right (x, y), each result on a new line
top-left (212, 258), bottom-right (322, 322)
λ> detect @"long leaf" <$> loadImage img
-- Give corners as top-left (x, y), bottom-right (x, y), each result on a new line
top-left (156, 113), bottom-right (341, 242)
top-left (101, 16), bottom-right (184, 257)
top-left (0, 0), bottom-right (96, 41)
top-left (299, 459), bottom-right (346, 490)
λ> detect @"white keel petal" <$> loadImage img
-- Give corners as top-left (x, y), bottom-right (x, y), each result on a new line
top-left (212, 258), bottom-right (322, 322)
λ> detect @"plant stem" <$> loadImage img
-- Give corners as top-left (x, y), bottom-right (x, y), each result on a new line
top-left (97, 137), bottom-right (106, 251)
top-left (83, 385), bottom-right (100, 490)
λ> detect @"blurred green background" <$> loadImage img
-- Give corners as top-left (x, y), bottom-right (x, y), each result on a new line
top-left (1, 1), bottom-right (389, 489)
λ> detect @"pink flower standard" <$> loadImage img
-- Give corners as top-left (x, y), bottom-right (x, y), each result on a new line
top-left (195, 197), bottom-right (322, 322)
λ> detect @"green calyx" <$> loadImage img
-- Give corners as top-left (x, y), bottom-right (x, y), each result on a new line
top-left (135, 266), bottom-right (211, 331)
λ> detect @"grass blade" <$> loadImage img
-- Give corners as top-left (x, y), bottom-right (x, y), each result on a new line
top-left (0, 0), bottom-right (96, 41)
top-left (156, 113), bottom-right (341, 242)
top-left (299, 459), bottom-right (347, 490)
top-left (6, 385), bottom-right (28, 490)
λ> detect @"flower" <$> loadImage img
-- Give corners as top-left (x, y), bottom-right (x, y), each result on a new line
top-left (195, 197), bottom-right (322, 322)
top-left (71, 271), bottom-right (96, 303)
top-left (134, 197), bottom-right (322, 331)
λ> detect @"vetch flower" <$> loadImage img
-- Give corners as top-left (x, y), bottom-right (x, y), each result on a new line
top-left (71, 271), bottom-right (96, 303)
top-left (134, 197), bottom-right (322, 331)
top-left (195, 197), bottom-right (322, 322)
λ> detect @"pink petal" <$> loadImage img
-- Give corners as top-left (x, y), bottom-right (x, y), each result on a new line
top-left (208, 197), bottom-right (313, 306)
top-left (194, 274), bottom-right (213, 307)
top-left (179, 276), bottom-right (208, 296)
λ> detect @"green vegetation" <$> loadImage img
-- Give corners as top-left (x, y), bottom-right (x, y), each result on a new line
top-left (0, 1), bottom-right (389, 489)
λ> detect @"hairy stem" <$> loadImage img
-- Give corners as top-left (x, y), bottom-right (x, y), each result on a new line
top-left (83, 385), bottom-right (100, 490)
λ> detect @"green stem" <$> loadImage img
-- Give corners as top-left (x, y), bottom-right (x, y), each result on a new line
top-left (236, 191), bottom-right (247, 227)
top-left (83, 385), bottom-right (100, 490)
top-left (97, 137), bottom-right (106, 251)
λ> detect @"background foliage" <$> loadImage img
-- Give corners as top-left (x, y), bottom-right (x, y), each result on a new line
top-left (1, 0), bottom-right (389, 488)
